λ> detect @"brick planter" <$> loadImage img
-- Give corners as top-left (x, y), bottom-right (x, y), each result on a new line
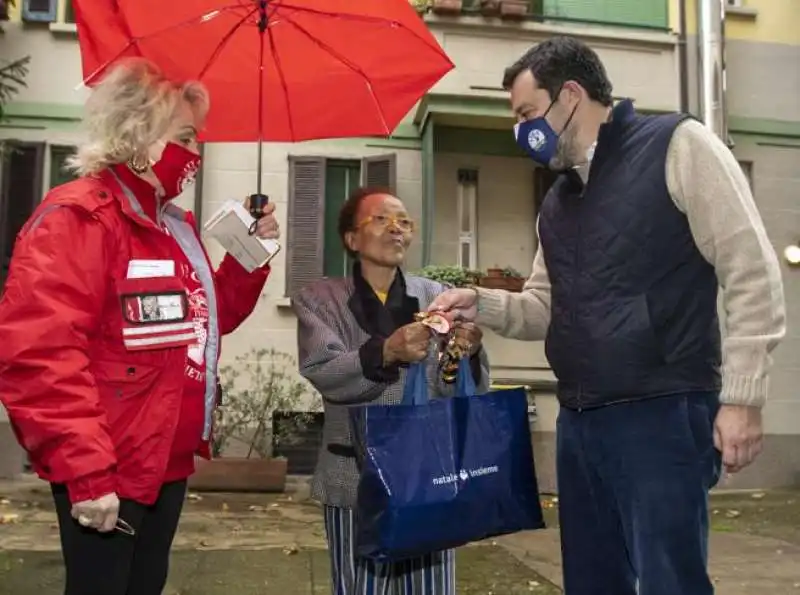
top-left (188, 457), bottom-right (288, 492)
top-left (479, 275), bottom-right (525, 292)
top-left (500, 0), bottom-right (528, 18)
top-left (432, 0), bottom-right (462, 15)
top-left (479, 0), bottom-right (501, 15)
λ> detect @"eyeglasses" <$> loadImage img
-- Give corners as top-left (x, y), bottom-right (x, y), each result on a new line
top-left (116, 518), bottom-right (135, 536)
top-left (358, 214), bottom-right (415, 233)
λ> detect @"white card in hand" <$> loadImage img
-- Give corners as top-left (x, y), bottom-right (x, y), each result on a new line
top-left (203, 200), bottom-right (280, 273)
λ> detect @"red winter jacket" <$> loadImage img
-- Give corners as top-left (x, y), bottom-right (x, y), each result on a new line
top-left (0, 170), bottom-right (269, 505)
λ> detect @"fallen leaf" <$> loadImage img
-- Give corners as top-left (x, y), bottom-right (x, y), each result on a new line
top-left (283, 544), bottom-right (299, 555)
top-left (221, 502), bottom-right (229, 512)
top-left (724, 510), bottom-right (741, 519)
top-left (248, 505), bottom-right (265, 512)
top-left (751, 492), bottom-right (765, 500)
top-left (0, 498), bottom-right (10, 505)
top-left (0, 513), bottom-right (20, 524)
top-left (187, 493), bottom-right (203, 502)
top-left (199, 539), bottom-right (211, 547)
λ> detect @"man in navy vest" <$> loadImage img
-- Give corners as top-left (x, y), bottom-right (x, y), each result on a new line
top-left (429, 36), bottom-right (786, 595)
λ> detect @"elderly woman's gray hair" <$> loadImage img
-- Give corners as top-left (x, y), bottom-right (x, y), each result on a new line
top-left (67, 58), bottom-right (209, 176)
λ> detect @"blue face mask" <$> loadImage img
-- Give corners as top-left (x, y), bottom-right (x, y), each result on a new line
top-left (513, 92), bottom-right (579, 169)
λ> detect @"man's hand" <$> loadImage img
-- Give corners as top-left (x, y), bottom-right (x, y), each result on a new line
top-left (383, 322), bottom-right (431, 365)
top-left (427, 288), bottom-right (479, 322)
top-left (71, 492), bottom-right (120, 533)
top-left (244, 198), bottom-right (280, 240)
top-left (454, 322), bottom-right (482, 356)
top-left (713, 404), bottom-right (764, 473)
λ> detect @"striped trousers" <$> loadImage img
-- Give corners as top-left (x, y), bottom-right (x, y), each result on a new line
top-left (324, 506), bottom-right (456, 595)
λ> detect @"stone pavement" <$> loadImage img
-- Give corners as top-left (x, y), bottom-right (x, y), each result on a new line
top-left (499, 528), bottom-right (800, 594)
top-left (2, 478), bottom-right (800, 593)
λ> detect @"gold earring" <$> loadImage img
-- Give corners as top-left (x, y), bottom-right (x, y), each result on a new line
top-left (128, 153), bottom-right (151, 174)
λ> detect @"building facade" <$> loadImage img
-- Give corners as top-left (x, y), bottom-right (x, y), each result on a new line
top-left (674, 0), bottom-right (800, 487)
top-left (0, 0), bottom-right (797, 488)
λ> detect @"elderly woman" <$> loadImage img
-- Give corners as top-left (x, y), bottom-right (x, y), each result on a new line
top-left (293, 186), bottom-right (491, 595)
top-left (0, 59), bottom-right (279, 595)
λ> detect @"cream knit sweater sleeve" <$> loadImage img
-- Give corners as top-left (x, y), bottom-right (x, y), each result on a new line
top-left (475, 118), bottom-right (786, 407)
top-left (665, 119), bottom-right (785, 407)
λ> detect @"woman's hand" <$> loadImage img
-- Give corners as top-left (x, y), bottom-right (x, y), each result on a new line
top-left (454, 322), bottom-right (483, 356)
top-left (244, 197), bottom-right (280, 240)
top-left (382, 322), bottom-right (431, 365)
top-left (71, 492), bottom-right (120, 533)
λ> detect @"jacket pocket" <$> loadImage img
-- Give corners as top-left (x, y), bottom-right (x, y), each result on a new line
top-left (94, 360), bottom-right (161, 428)
top-left (582, 294), bottom-right (663, 394)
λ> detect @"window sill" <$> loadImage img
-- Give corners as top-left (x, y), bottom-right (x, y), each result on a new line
top-left (725, 6), bottom-right (758, 19)
top-left (49, 22), bottom-right (77, 35)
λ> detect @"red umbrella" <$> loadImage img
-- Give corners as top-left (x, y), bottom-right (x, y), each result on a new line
top-left (74, 0), bottom-right (453, 143)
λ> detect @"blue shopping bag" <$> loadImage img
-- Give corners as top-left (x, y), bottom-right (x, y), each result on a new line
top-left (349, 359), bottom-right (545, 561)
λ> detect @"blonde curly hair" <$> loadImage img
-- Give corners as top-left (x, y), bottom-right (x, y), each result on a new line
top-left (67, 58), bottom-right (210, 176)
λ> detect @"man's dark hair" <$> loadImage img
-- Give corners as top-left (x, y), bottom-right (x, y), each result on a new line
top-left (338, 185), bottom-right (395, 257)
top-left (502, 36), bottom-right (613, 106)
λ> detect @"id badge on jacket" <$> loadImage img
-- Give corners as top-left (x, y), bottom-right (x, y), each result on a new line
top-left (116, 264), bottom-right (195, 351)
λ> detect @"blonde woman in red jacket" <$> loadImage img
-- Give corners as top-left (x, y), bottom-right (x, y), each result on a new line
top-left (0, 58), bottom-right (279, 595)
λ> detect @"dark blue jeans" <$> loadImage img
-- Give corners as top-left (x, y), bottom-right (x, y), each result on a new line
top-left (557, 392), bottom-right (721, 595)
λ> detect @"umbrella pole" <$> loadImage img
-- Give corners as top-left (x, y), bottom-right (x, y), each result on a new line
top-left (256, 0), bottom-right (267, 197)
top-left (256, 140), bottom-right (263, 195)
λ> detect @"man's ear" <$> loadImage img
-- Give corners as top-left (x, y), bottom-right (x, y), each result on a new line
top-left (344, 231), bottom-right (357, 254)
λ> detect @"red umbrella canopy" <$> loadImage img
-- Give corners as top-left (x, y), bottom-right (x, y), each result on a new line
top-left (74, 0), bottom-right (454, 142)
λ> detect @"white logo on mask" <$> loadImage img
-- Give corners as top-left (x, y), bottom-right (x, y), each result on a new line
top-left (528, 129), bottom-right (547, 152)
top-left (179, 160), bottom-right (200, 194)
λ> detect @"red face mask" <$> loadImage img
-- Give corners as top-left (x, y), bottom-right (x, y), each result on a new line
top-left (151, 142), bottom-right (201, 200)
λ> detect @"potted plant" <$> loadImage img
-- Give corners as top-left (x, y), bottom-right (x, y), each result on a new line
top-left (409, 0), bottom-right (430, 14)
top-left (189, 348), bottom-right (319, 492)
top-left (500, 0), bottom-right (528, 18)
top-left (432, 0), bottom-right (462, 15)
top-left (416, 264), bottom-right (481, 288)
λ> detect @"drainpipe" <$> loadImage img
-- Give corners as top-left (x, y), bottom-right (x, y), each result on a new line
top-left (697, 0), bottom-right (731, 146)
top-left (677, 0), bottom-right (690, 113)
top-left (193, 143), bottom-right (206, 229)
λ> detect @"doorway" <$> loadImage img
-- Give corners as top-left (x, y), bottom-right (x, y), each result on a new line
top-left (0, 141), bottom-right (44, 289)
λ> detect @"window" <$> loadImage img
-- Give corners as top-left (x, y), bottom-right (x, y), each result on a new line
top-left (0, 141), bottom-right (44, 288)
top-left (49, 145), bottom-right (77, 190)
top-left (21, 0), bottom-right (73, 24)
top-left (64, 0), bottom-right (74, 23)
top-left (285, 154), bottom-right (397, 297)
top-left (323, 160), bottom-right (360, 278)
top-left (456, 169), bottom-right (477, 270)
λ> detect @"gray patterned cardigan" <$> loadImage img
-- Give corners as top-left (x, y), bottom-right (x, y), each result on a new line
top-left (293, 267), bottom-right (491, 508)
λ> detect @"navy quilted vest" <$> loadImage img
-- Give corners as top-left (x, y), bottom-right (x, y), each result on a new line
top-left (538, 100), bottom-right (721, 409)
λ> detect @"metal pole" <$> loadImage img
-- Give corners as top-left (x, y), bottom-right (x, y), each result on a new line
top-left (697, 0), bottom-right (728, 142)
top-left (677, 0), bottom-right (690, 114)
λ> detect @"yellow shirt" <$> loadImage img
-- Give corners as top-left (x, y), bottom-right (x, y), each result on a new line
top-left (374, 290), bottom-right (388, 304)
